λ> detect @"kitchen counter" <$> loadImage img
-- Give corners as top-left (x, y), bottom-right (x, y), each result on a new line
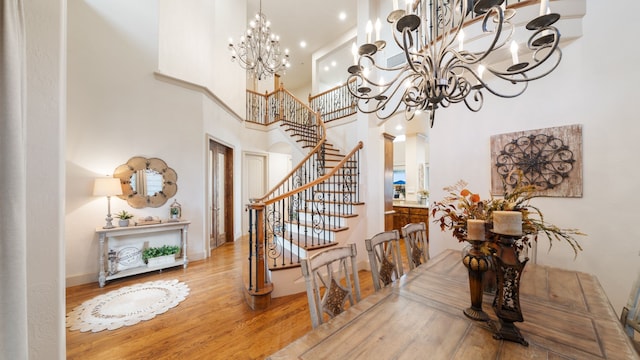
top-left (393, 200), bottom-right (429, 208)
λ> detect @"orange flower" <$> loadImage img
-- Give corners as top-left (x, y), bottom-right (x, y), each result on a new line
top-left (460, 189), bottom-right (470, 197)
top-left (470, 193), bottom-right (480, 203)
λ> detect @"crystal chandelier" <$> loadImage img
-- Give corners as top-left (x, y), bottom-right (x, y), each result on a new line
top-left (347, 0), bottom-right (562, 127)
top-left (229, 0), bottom-right (290, 80)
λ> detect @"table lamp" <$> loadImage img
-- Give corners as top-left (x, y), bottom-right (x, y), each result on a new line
top-left (93, 177), bottom-right (123, 229)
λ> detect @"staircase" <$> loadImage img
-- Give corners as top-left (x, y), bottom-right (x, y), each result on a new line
top-left (244, 86), bottom-right (363, 308)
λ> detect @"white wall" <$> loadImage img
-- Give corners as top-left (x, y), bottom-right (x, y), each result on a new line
top-left (66, 0), bottom-right (318, 286)
top-left (158, 0), bottom-right (246, 116)
top-left (428, 1), bottom-right (640, 313)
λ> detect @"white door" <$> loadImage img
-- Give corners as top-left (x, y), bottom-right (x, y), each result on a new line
top-left (242, 153), bottom-right (267, 235)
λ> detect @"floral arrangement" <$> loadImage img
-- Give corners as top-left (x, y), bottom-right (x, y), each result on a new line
top-left (431, 172), bottom-right (584, 257)
top-left (418, 189), bottom-right (430, 197)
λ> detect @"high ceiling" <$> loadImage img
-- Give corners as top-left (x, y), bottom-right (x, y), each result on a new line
top-left (245, 0), bottom-right (357, 91)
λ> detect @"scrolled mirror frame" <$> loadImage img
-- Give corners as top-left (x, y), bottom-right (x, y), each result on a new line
top-left (113, 156), bottom-right (178, 208)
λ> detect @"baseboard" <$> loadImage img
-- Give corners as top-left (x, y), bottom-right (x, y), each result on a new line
top-left (66, 273), bottom-right (98, 288)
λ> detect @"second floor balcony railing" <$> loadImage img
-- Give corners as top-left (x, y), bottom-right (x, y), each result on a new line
top-left (308, 79), bottom-right (357, 123)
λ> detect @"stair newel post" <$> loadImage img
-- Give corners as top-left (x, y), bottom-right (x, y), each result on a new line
top-left (244, 200), bottom-right (273, 310)
top-left (247, 203), bottom-right (254, 291)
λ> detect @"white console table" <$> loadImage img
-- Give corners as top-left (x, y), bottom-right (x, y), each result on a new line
top-left (95, 220), bottom-right (190, 287)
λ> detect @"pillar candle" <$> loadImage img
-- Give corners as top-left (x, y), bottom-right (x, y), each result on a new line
top-left (540, 0), bottom-right (549, 16)
top-left (467, 219), bottom-right (485, 241)
top-left (493, 211), bottom-right (523, 236)
top-left (510, 41), bottom-right (519, 64)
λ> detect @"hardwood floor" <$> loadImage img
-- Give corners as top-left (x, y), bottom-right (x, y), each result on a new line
top-left (65, 238), bottom-right (379, 359)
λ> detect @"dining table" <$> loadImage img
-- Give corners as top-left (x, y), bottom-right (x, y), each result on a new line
top-left (268, 249), bottom-right (639, 359)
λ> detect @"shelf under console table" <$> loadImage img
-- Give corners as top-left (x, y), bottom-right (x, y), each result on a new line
top-left (95, 220), bottom-right (191, 287)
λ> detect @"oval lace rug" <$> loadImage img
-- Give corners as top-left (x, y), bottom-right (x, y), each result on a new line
top-left (66, 279), bottom-right (189, 332)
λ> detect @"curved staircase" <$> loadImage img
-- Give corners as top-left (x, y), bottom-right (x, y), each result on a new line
top-left (244, 86), bottom-right (363, 308)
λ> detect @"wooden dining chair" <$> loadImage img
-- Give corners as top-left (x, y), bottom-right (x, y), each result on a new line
top-left (621, 270), bottom-right (640, 352)
top-left (401, 222), bottom-right (430, 270)
top-left (300, 243), bottom-right (361, 328)
top-left (365, 230), bottom-right (403, 291)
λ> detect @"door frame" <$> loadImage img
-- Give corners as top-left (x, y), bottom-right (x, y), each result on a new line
top-left (206, 136), bottom-right (234, 257)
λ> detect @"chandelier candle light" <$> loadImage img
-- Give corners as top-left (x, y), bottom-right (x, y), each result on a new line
top-left (228, 0), bottom-right (290, 80)
top-left (348, 0), bottom-right (563, 127)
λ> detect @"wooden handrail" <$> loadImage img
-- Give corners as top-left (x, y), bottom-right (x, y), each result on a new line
top-left (252, 89), bottom-right (327, 202)
top-left (278, 86), bottom-right (319, 115)
top-left (252, 136), bottom-right (326, 203)
top-left (263, 141), bottom-right (363, 206)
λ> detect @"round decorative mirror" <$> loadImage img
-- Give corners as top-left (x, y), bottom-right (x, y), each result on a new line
top-left (113, 156), bottom-right (178, 208)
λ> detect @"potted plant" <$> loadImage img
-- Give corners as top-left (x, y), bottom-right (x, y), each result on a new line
top-left (114, 210), bottom-right (134, 227)
top-left (142, 245), bottom-right (180, 267)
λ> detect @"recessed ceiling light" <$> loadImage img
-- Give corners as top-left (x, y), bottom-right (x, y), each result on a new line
top-left (395, 125), bottom-right (403, 130)
top-left (324, 66), bottom-right (330, 72)
top-left (339, 12), bottom-right (347, 21)
top-left (300, 41), bottom-right (307, 48)
top-left (331, 61), bottom-right (337, 67)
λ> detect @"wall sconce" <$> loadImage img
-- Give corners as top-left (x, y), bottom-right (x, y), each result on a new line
top-left (93, 177), bottom-right (123, 229)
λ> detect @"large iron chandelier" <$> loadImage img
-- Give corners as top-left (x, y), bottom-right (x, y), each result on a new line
top-left (229, 0), bottom-right (290, 80)
top-left (347, 0), bottom-right (562, 127)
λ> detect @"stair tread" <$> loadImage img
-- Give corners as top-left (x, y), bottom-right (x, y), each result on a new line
top-left (305, 199), bottom-right (364, 206)
top-left (296, 209), bottom-right (358, 218)
top-left (286, 220), bottom-right (349, 232)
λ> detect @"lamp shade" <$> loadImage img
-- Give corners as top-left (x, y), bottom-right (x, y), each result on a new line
top-left (93, 177), bottom-right (123, 197)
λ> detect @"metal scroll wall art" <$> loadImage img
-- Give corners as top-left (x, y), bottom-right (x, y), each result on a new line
top-left (490, 124), bottom-right (583, 197)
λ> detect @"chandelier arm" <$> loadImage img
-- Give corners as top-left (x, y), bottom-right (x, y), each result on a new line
top-left (354, 87), bottom-right (405, 120)
top-left (483, 72), bottom-right (530, 99)
top-left (441, 69), bottom-right (472, 104)
top-left (489, 29), bottom-right (562, 83)
top-left (349, 66), bottom-right (423, 108)
top-left (402, 28), bottom-right (423, 74)
top-left (436, 1), bottom-right (467, 66)
top-left (447, 6), bottom-right (510, 68)
top-left (463, 88), bottom-right (484, 112)
top-left (465, 6), bottom-right (507, 65)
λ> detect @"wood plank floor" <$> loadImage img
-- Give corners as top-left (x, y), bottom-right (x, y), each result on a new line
top-left (66, 238), bottom-right (382, 359)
